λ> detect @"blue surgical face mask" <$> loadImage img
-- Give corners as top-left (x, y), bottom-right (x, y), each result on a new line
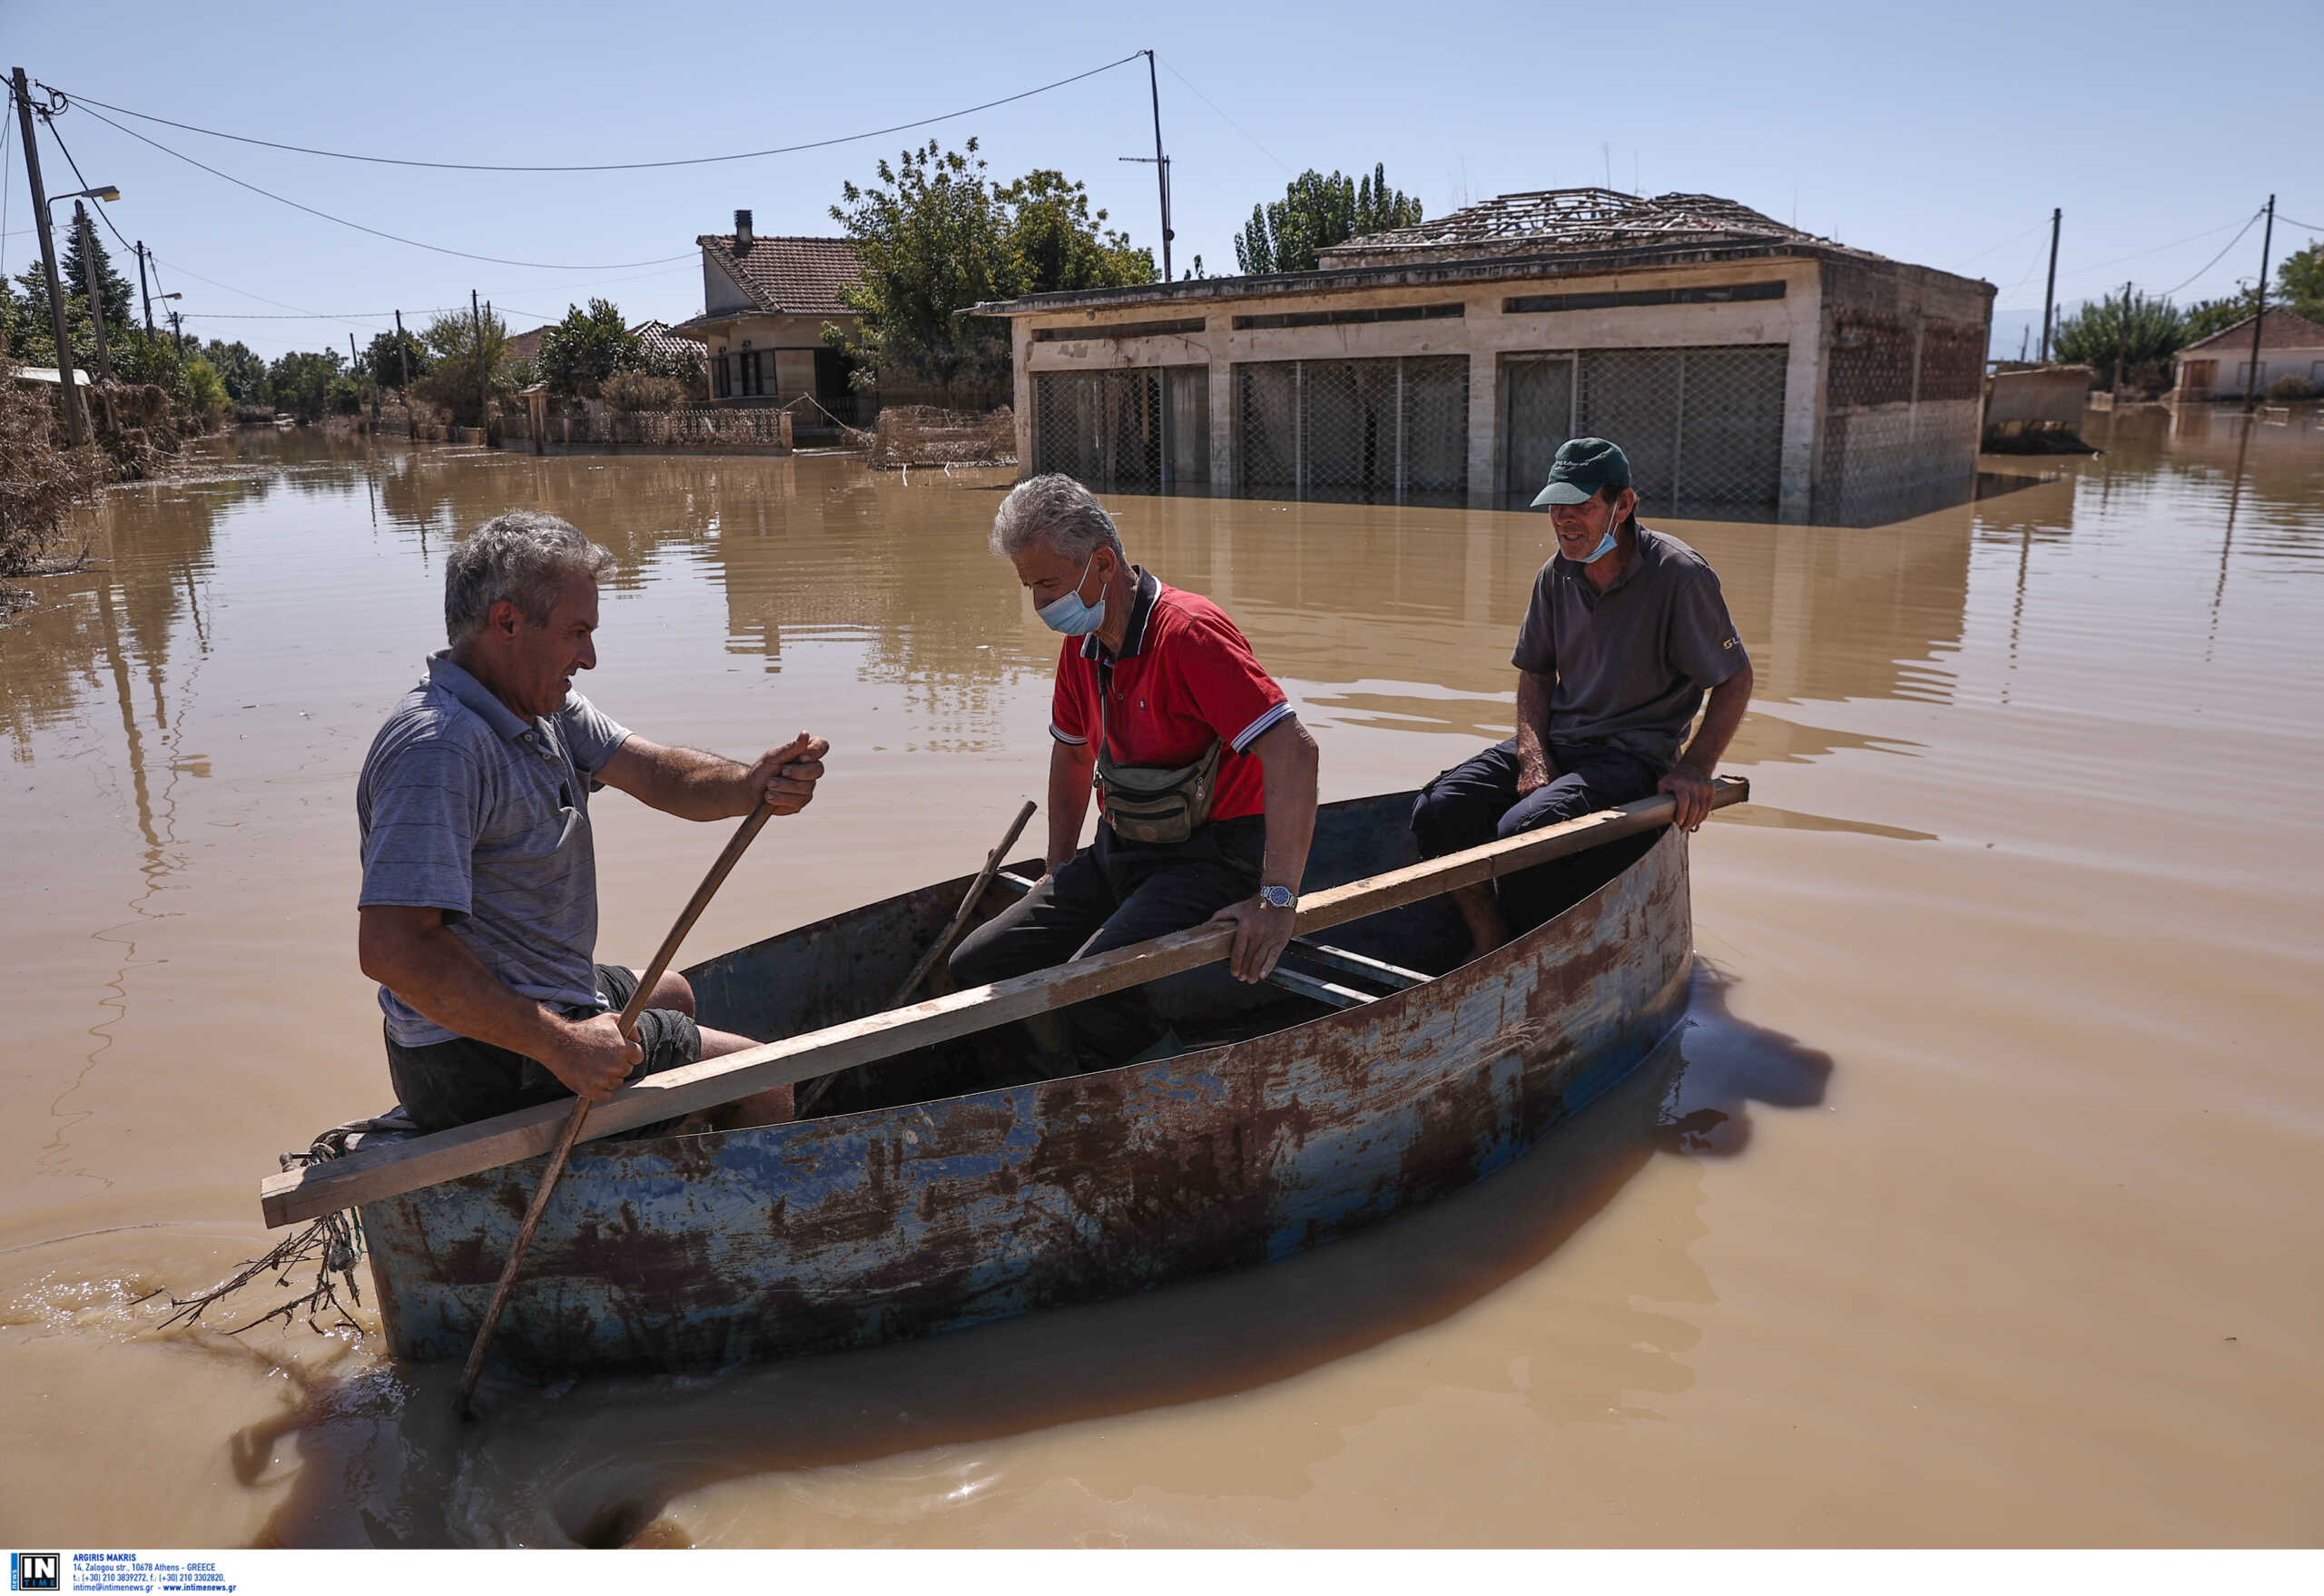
top-left (1036, 551), bottom-right (1108, 635)
top-left (1577, 527), bottom-right (1620, 564)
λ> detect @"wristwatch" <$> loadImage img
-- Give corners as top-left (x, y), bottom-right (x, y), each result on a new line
top-left (1259, 883), bottom-right (1296, 911)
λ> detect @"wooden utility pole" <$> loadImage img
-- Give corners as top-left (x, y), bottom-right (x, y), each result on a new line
top-left (470, 289), bottom-right (487, 435)
top-left (74, 204), bottom-right (114, 384)
top-left (2113, 281), bottom-right (2132, 397)
top-left (395, 308), bottom-right (415, 439)
top-left (13, 67), bottom-right (86, 445)
top-left (135, 240), bottom-right (154, 333)
top-left (2242, 194), bottom-right (2276, 414)
top-left (2038, 207), bottom-right (2061, 362)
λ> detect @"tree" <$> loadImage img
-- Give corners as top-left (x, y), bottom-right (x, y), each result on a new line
top-left (1233, 164), bottom-right (1423, 276)
top-left (2276, 242), bottom-right (2324, 324)
top-left (267, 349), bottom-right (343, 422)
top-left (827, 141), bottom-right (1157, 400)
top-left (182, 357), bottom-right (229, 426)
top-left (2182, 293), bottom-right (2254, 344)
top-left (59, 220), bottom-right (136, 336)
top-left (537, 298), bottom-right (641, 396)
top-left (413, 306), bottom-right (512, 428)
top-left (201, 339), bottom-right (270, 405)
top-left (999, 170), bottom-right (1154, 294)
top-left (364, 328), bottom-right (428, 389)
top-left (2053, 291), bottom-right (2188, 392)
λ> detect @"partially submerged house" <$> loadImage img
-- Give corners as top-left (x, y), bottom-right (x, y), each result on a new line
top-left (670, 212), bottom-right (875, 423)
top-left (2171, 306), bottom-right (2324, 402)
top-left (975, 188), bottom-right (1994, 521)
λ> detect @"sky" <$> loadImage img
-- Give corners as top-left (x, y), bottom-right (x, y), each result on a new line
top-left (6, 0), bottom-right (2319, 360)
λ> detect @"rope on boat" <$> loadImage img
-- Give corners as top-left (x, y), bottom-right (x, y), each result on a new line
top-left (161, 1115), bottom-right (402, 1337)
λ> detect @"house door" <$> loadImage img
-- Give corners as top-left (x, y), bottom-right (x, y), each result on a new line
top-left (2181, 359), bottom-right (2216, 394)
top-left (1502, 356), bottom-right (1574, 501)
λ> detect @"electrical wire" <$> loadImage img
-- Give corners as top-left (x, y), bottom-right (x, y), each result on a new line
top-left (1157, 54), bottom-right (1292, 175)
top-left (1951, 216), bottom-right (2046, 271)
top-left (2053, 212), bottom-right (2256, 281)
top-left (44, 54), bottom-right (1144, 174)
top-left (2157, 212), bottom-right (2264, 298)
top-left (64, 102), bottom-right (695, 271)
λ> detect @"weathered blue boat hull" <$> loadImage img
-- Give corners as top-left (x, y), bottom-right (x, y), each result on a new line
top-left (359, 796), bottom-right (1693, 1374)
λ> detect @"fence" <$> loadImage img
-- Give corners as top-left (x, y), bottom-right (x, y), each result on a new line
top-left (1502, 345), bottom-right (1787, 507)
top-left (858, 405), bottom-right (1018, 468)
top-left (1236, 355), bottom-right (1469, 502)
top-left (501, 405), bottom-right (793, 453)
top-left (1031, 369), bottom-right (1207, 492)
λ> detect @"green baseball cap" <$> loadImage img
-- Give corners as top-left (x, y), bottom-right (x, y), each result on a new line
top-left (1531, 437), bottom-right (1632, 507)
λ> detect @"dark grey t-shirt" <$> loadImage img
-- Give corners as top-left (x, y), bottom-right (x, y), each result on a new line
top-left (357, 654), bottom-right (633, 1046)
top-left (1511, 527), bottom-right (1748, 771)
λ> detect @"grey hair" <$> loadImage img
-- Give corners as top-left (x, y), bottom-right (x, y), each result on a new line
top-left (444, 511), bottom-right (615, 645)
top-left (989, 474), bottom-right (1127, 566)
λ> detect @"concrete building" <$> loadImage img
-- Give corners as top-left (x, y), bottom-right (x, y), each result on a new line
top-left (2171, 306), bottom-right (2324, 401)
top-left (975, 188), bottom-right (1994, 522)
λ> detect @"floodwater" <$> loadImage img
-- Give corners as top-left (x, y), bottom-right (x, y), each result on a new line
top-left (1, 408), bottom-right (2319, 1548)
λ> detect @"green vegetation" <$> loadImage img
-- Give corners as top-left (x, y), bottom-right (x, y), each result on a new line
top-left (538, 298), bottom-right (639, 395)
top-left (266, 349), bottom-right (343, 424)
top-left (413, 306), bottom-right (512, 429)
top-left (2053, 291), bottom-right (2186, 394)
top-left (826, 138), bottom-right (1154, 399)
top-left (0, 335), bottom-right (107, 610)
top-left (201, 340), bottom-right (270, 405)
top-left (363, 328), bottom-right (428, 390)
top-left (1232, 164), bottom-right (1423, 276)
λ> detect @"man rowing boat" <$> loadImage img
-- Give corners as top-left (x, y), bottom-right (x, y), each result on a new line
top-left (355, 511), bottom-right (824, 1132)
top-left (1411, 437), bottom-right (1754, 956)
top-left (948, 475), bottom-right (1321, 1070)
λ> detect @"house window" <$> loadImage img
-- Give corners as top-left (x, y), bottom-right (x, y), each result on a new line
top-left (713, 354), bottom-right (732, 399)
top-left (740, 349), bottom-right (764, 398)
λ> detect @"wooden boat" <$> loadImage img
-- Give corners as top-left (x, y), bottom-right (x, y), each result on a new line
top-left (309, 783), bottom-right (1737, 1375)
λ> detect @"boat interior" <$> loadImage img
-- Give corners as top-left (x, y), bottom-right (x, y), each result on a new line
top-left (684, 792), bottom-right (1662, 1121)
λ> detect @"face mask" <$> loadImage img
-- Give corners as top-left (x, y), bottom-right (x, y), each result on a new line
top-left (1036, 551), bottom-right (1108, 635)
top-left (1577, 527), bottom-right (1620, 564)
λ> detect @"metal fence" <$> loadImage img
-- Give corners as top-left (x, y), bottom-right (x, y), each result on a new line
top-left (1548, 345), bottom-right (1788, 507)
top-left (1031, 369), bottom-right (1208, 492)
top-left (1236, 355), bottom-right (1469, 502)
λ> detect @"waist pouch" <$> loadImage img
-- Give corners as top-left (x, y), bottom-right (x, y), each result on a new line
top-left (1094, 680), bottom-right (1223, 844)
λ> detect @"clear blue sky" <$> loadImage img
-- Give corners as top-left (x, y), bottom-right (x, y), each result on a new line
top-left (8, 0), bottom-right (2319, 360)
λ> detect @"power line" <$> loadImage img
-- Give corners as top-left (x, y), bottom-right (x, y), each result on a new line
top-left (1951, 215), bottom-right (2047, 271)
top-left (2158, 211), bottom-right (2263, 298)
top-left (1157, 54), bottom-right (1292, 175)
top-left (2053, 212), bottom-right (2255, 281)
top-left (62, 101), bottom-right (696, 271)
top-left (44, 54), bottom-right (1145, 174)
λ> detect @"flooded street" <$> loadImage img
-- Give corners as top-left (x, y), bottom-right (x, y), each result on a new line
top-left (1, 412), bottom-right (2319, 1547)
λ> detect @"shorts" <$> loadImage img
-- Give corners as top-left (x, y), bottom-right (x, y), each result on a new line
top-left (383, 962), bottom-right (703, 1134)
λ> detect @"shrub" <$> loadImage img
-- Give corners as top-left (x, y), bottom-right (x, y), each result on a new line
top-left (2266, 374), bottom-right (2319, 402)
top-left (599, 369), bottom-right (687, 412)
top-left (0, 352), bottom-right (108, 607)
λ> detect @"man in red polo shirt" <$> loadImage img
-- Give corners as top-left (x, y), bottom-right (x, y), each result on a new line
top-left (949, 474), bottom-right (1321, 1069)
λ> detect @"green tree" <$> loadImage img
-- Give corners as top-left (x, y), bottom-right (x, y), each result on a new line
top-left (2053, 291), bottom-right (2188, 391)
top-left (2182, 293), bottom-right (2254, 343)
top-left (59, 220), bottom-right (137, 335)
top-left (1233, 164), bottom-right (1423, 276)
top-left (537, 297), bottom-right (640, 396)
top-left (828, 139), bottom-right (1017, 399)
top-left (201, 339), bottom-right (270, 405)
top-left (999, 170), bottom-right (1155, 293)
top-left (364, 328), bottom-right (429, 389)
top-left (182, 357), bottom-right (229, 425)
top-left (413, 306), bottom-right (512, 428)
top-left (267, 349), bottom-right (343, 421)
top-left (2275, 242), bottom-right (2324, 324)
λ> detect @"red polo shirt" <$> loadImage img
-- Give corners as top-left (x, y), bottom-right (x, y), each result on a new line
top-left (1049, 568), bottom-right (1292, 823)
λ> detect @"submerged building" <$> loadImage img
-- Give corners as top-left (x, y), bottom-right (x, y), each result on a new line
top-left (975, 189), bottom-right (1994, 521)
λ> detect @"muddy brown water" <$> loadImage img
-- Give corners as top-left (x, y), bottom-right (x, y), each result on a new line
top-left (1, 408), bottom-right (2319, 1547)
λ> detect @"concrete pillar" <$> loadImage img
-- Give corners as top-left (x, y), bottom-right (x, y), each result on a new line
top-left (1778, 271), bottom-right (1823, 523)
top-left (1011, 321), bottom-right (1033, 472)
top-left (1208, 352), bottom-right (1235, 494)
top-left (1466, 340), bottom-right (1499, 505)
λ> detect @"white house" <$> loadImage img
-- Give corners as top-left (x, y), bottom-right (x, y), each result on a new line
top-left (2171, 306), bottom-right (2324, 401)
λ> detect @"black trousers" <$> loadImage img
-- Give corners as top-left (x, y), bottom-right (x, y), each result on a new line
top-left (1408, 738), bottom-right (1661, 930)
top-left (948, 813), bottom-right (1265, 1069)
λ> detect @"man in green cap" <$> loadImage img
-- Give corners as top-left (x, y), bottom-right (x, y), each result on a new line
top-left (1409, 437), bottom-right (1753, 956)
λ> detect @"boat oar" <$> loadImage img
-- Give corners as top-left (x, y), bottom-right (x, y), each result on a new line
top-left (454, 741), bottom-right (806, 1418)
top-left (794, 798), bottom-right (1037, 1118)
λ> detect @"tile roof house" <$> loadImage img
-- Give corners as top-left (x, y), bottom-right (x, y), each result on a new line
top-left (669, 211), bottom-right (875, 420)
top-left (2171, 306), bottom-right (2324, 400)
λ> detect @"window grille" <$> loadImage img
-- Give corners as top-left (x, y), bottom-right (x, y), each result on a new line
top-left (1030, 368), bottom-right (1208, 493)
top-left (1235, 354), bottom-right (1469, 503)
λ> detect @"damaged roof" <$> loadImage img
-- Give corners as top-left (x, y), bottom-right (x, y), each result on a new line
top-left (1315, 188), bottom-right (1855, 269)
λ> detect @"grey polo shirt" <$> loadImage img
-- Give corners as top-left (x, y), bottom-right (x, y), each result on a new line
top-left (1511, 527), bottom-right (1748, 771)
top-left (356, 654), bottom-right (633, 1046)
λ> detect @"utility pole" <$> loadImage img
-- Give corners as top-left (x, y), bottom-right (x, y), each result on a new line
top-left (395, 308), bottom-right (415, 439)
top-left (2038, 207), bottom-right (2061, 363)
top-left (2113, 281), bottom-right (2132, 398)
top-left (1143, 50), bottom-right (1173, 281)
top-left (167, 309), bottom-right (182, 358)
top-left (13, 66), bottom-right (86, 445)
top-left (470, 289), bottom-right (487, 435)
top-left (74, 204), bottom-right (114, 384)
top-left (2018, 324), bottom-right (2029, 362)
top-left (2243, 193), bottom-right (2276, 414)
top-left (136, 240), bottom-right (154, 333)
